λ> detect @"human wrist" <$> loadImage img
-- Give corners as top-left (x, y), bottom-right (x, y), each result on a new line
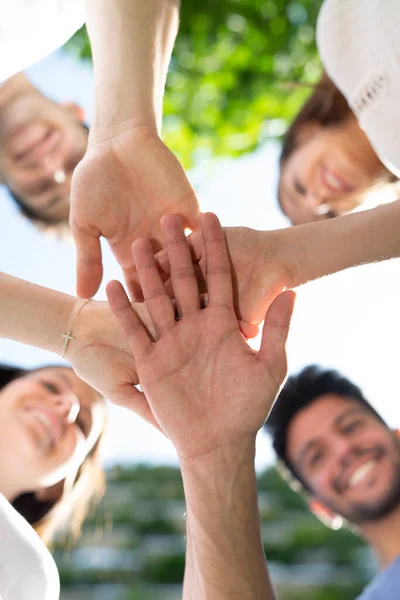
top-left (59, 297), bottom-right (95, 360)
top-left (258, 227), bottom-right (301, 290)
top-left (180, 437), bottom-right (257, 486)
top-left (88, 122), bottom-right (160, 151)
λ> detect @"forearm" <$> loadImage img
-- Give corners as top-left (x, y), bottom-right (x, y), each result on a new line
top-left (85, 0), bottom-right (180, 142)
top-left (0, 272), bottom-right (76, 355)
top-left (180, 440), bottom-right (276, 600)
top-left (278, 199), bottom-right (400, 288)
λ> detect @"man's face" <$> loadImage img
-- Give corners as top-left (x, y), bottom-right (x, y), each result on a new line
top-left (286, 395), bottom-right (400, 524)
top-left (0, 90), bottom-right (88, 222)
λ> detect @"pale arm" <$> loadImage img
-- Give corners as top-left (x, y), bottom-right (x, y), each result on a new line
top-left (85, 0), bottom-right (180, 142)
top-left (155, 199), bottom-right (400, 326)
top-left (181, 442), bottom-right (276, 600)
top-left (0, 272), bottom-right (75, 355)
top-left (72, 0), bottom-right (199, 298)
top-left (0, 272), bottom-right (159, 426)
top-left (287, 199), bottom-right (400, 288)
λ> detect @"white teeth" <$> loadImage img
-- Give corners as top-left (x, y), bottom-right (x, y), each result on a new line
top-left (29, 410), bottom-right (54, 446)
top-left (348, 460), bottom-right (376, 487)
top-left (324, 169), bottom-right (343, 190)
top-left (34, 411), bottom-right (51, 429)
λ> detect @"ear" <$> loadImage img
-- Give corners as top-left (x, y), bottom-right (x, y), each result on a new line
top-left (34, 480), bottom-right (65, 504)
top-left (309, 498), bottom-right (344, 530)
top-left (61, 102), bottom-right (85, 123)
top-left (394, 429), bottom-right (400, 440)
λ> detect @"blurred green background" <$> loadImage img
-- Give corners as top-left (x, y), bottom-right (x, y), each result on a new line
top-left (57, 464), bottom-right (373, 600)
top-left (67, 0), bottom-right (322, 167)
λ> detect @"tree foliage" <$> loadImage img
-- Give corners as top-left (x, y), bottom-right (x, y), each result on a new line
top-left (66, 0), bottom-right (322, 166)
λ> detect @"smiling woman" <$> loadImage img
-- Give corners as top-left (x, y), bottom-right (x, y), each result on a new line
top-left (278, 73), bottom-right (399, 225)
top-left (0, 363), bottom-right (106, 544)
top-left (0, 363), bottom-right (107, 600)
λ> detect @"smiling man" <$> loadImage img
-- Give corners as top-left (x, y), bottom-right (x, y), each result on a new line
top-left (265, 365), bottom-right (400, 599)
top-left (0, 73), bottom-right (88, 226)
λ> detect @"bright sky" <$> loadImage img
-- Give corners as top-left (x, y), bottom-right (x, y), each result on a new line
top-left (1, 50), bottom-right (399, 471)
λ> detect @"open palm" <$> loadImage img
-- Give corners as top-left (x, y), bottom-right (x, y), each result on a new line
top-left (70, 128), bottom-right (200, 299)
top-left (107, 213), bottom-right (295, 459)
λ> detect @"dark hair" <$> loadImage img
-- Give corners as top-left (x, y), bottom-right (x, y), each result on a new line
top-left (280, 72), bottom-right (351, 168)
top-left (8, 190), bottom-right (67, 226)
top-left (0, 363), bottom-right (105, 545)
top-left (264, 365), bottom-right (387, 491)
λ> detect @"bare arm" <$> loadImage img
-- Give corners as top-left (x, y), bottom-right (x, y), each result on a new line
top-left (287, 199), bottom-right (400, 288)
top-left (72, 0), bottom-right (199, 298)
top-left (155, 200), bottom-right (400, 327)
top-left (181, 442), bottom-right (276, 600)
top-left (107, 213), bottom-right (294, 599)
top-left (0, 272), bottom-right (159, 426)
top-left (0, 272), bottom-right (74, 355)
top-left (85, 0), bottom-right (180, 141)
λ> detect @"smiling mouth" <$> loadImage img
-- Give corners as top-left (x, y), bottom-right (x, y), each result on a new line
top-left (338, 450), bottom-right (385, 493)
top-left (321, 166), bottom-right (353, 194)
top-left (347, 460), bottom-right (377, 488)
top-left (10, 125), bottom-right (62, 164)
top-left (25, 407), bottom-right (56, 450)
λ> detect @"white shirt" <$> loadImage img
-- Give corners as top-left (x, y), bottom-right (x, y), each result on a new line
top-left (0, 493), bottom-right (60, 600)
top-left (0, 0), bottom-right (85, 83)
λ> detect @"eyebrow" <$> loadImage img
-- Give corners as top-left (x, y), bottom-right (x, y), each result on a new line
top-left (296, 406), bottom-right (366, 470)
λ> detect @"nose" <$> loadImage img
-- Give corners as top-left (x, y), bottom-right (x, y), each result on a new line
top-left (52, 393), bottom-right (81, 425)
top-left (329, 436), bottom-right (357, 476)
top-left (304, 189), bottom-right (322, 209)
top-left (38, 154), bottom-right (65, 178)
top-left (305, 189), bottom-right (334, 217)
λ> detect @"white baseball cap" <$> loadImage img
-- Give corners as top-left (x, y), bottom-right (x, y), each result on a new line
top-left (317, 0), bottom-right (400, 177)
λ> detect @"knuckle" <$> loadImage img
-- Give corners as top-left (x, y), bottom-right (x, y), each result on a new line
top-left (170, 266), bottom-right (195, 281)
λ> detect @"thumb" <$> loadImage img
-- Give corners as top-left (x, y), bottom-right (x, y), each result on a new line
top-left (258, 290), bottom-right (296, 382)
top-left (73, 227), bottom-right (103, 298)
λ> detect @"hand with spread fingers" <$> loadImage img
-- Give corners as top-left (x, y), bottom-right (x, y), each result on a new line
top-left (154, 200), bottom-right (400, 334)
top-left (106, 212), bottom-right (296, 459)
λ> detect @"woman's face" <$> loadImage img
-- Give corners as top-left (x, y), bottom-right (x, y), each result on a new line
top-left (279, 120), bottom-right (385, 224)
top-left (0, 367), bottom-right (105, 499)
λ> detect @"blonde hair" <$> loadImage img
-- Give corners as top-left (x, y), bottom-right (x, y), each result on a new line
top-left (2, 363), bottom-right (107, 546)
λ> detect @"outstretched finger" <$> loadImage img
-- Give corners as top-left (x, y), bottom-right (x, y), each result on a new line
top-left (72, 227), bottom-right (103, 298)
top-left (201, 213), bottom-right (233, 309)
top-left (154, 228), bottom-right (205, 277)
top-left (133, 238), bottom-right (176, 336)
top-left (106, 279), bottom-right (153, 360)
top-left (258, 290), bottom-right (296, 385)
top-left (161, 214), bottom-right (199, 317)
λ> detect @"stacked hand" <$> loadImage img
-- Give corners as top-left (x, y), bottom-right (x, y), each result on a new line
top-left (106, 213), bottom-right (295, 458)
top-left (155, 225), bottom-right (298, 330)
top-left (70, 127), bottom-right (200, 299)
top-left (65, 299), bottom-right (161, 430)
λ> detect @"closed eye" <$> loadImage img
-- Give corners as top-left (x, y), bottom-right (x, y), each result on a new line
top-left (342, 420), bottom-right (363, 434)
top-left (294, 178), bottom-right (306, 195)
top-left (41, 380), bottom-right (60, 394)
top-left (309, 449), bottom-right (324, 467)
